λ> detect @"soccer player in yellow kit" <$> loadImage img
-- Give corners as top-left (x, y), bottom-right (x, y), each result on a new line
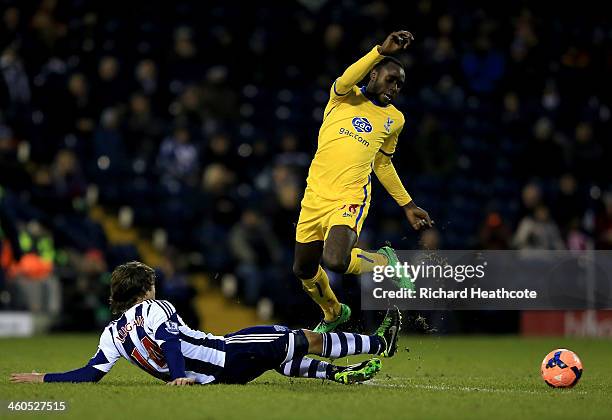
top-left (293, 31), bottom-right (433, 332)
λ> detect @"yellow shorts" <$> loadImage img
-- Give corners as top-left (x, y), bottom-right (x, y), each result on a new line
top-left (295, 186), bottom-right (370, 243)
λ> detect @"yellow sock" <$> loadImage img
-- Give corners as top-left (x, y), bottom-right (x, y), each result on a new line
top-left (301, 266), bottom-right (341, 322)
top-left (346, 248), bottom-right (388, 275)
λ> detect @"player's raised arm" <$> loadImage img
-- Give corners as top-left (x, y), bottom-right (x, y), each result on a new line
top-left (333, 31), bottom-right (414, 96)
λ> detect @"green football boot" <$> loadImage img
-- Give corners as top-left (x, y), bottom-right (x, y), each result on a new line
top-left (377, 245), bottom-right (414, 290)
top-left (313, 303), bottom-right (351, 333)
top-left (375, 307), bottom-right (401, 357)
top-left (333, 358), bottom-right (382, 384)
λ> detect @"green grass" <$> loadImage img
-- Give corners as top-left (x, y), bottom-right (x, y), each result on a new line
top-left (1, 335), bottom-right (611, 419)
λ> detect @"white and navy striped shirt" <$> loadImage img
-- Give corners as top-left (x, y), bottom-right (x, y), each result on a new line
top-left (91, 300), bottom-right (226, 384)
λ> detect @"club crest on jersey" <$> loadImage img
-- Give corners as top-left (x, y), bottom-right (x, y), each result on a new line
top-left (165, 321), bottom-right (179, 334)
top-left (384, 117), bottom-right (394, 133)
top-left (352, 117), bottom-right (373, 133)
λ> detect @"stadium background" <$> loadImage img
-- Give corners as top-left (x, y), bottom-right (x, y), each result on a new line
top-left (0, 0), bottom-right (610, 336)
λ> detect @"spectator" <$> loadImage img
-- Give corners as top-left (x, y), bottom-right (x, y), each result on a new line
top-left (411, 114), bottom-right (456, 177)
top-left (93, 107), bottom-right (128, 177)
top-left (553, 174), bottom-right (584, 234)
top-left (572, 121), bottom-right (603, 182)
top-left (519, 183), bottom-right (542, 219)
top-left (65, 73), bottom-right (96, 138)
top-left (134, 59), bottom-right (161, 98)
top-left (479, 212), bottom-right (512, 249)
top-left (229, 209), bottom-right (282, 305)
top-left (522, 118), bottom-right (567, 178)
top-left (94, 56), bottom-right (125, 111)
top-left (124, 93), bottom-right (163, 160)
top-left (513, 205), bottom-right (566, 250)
top-left (0, 46), bottom-right (31, 133)
top-left (4, 220), bottom-right (61, 324)
top-left (461, 35), bottom-right (505, 95)
top-left (157, 126), bottom-right (200, 186)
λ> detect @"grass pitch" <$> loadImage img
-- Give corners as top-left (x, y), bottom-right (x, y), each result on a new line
top-left (1, 335), bottom-right (611, 419)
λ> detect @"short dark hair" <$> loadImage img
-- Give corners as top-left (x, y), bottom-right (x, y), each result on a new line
top-left (109, 261), bottom-right (155, 314)
top-left (373, 56), bottom-right (405, 72)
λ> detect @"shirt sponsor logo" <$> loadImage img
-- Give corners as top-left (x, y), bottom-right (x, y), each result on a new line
top-left (339, 127), bottom-right (370, 147)
top-left (352, 117), bottom-right (373, 133)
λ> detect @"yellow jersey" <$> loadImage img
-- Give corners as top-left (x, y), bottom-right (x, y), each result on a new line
top-left (306, 46), bottom-right (408, 204)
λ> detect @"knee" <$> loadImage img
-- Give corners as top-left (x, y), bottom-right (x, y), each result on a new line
top-left (293, 261), bottom-right (318, 280)
top-left (322, 249), bottom-right (350, 273)
top-left (303, 329), bottom-right (321, 348)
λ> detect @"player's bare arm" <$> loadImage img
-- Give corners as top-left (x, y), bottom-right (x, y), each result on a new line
top-left (9, 372), bottom-right (45, 383)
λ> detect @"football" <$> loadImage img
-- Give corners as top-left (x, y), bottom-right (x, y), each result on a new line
top-left (541, 348), bottom-right (583, 388)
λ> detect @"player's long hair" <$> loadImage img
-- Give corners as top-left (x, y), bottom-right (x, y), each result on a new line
top-left (109, 261), bottom-right (156, 314)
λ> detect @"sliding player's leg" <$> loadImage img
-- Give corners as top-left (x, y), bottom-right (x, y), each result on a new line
top-left (275, 308), bottom-right (401, 383)
top-left (215, 324), bottom-right (379, 384)
top-left (274, 330), bottom-right (386, 384)
top-left (276, 356), bottom-right (382, 384)
top-left (217, 309), bottom-right (401, 385)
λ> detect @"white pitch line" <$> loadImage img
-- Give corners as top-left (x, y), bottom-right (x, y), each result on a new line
top-left (364, 379), bottom-right (589, 395)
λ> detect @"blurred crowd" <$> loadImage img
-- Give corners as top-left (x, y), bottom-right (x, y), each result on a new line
top-left (0, 0), bottom-right (610, 328)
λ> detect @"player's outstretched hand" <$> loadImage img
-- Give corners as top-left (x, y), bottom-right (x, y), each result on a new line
top-left (10, 372), bottom-right (45, 383)
top-left (403, 201), bottom-right (433, 231)
top-left (379, 31), bottom-right (414, 55)
top-left (166, 377), bottom-right (196, 386)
